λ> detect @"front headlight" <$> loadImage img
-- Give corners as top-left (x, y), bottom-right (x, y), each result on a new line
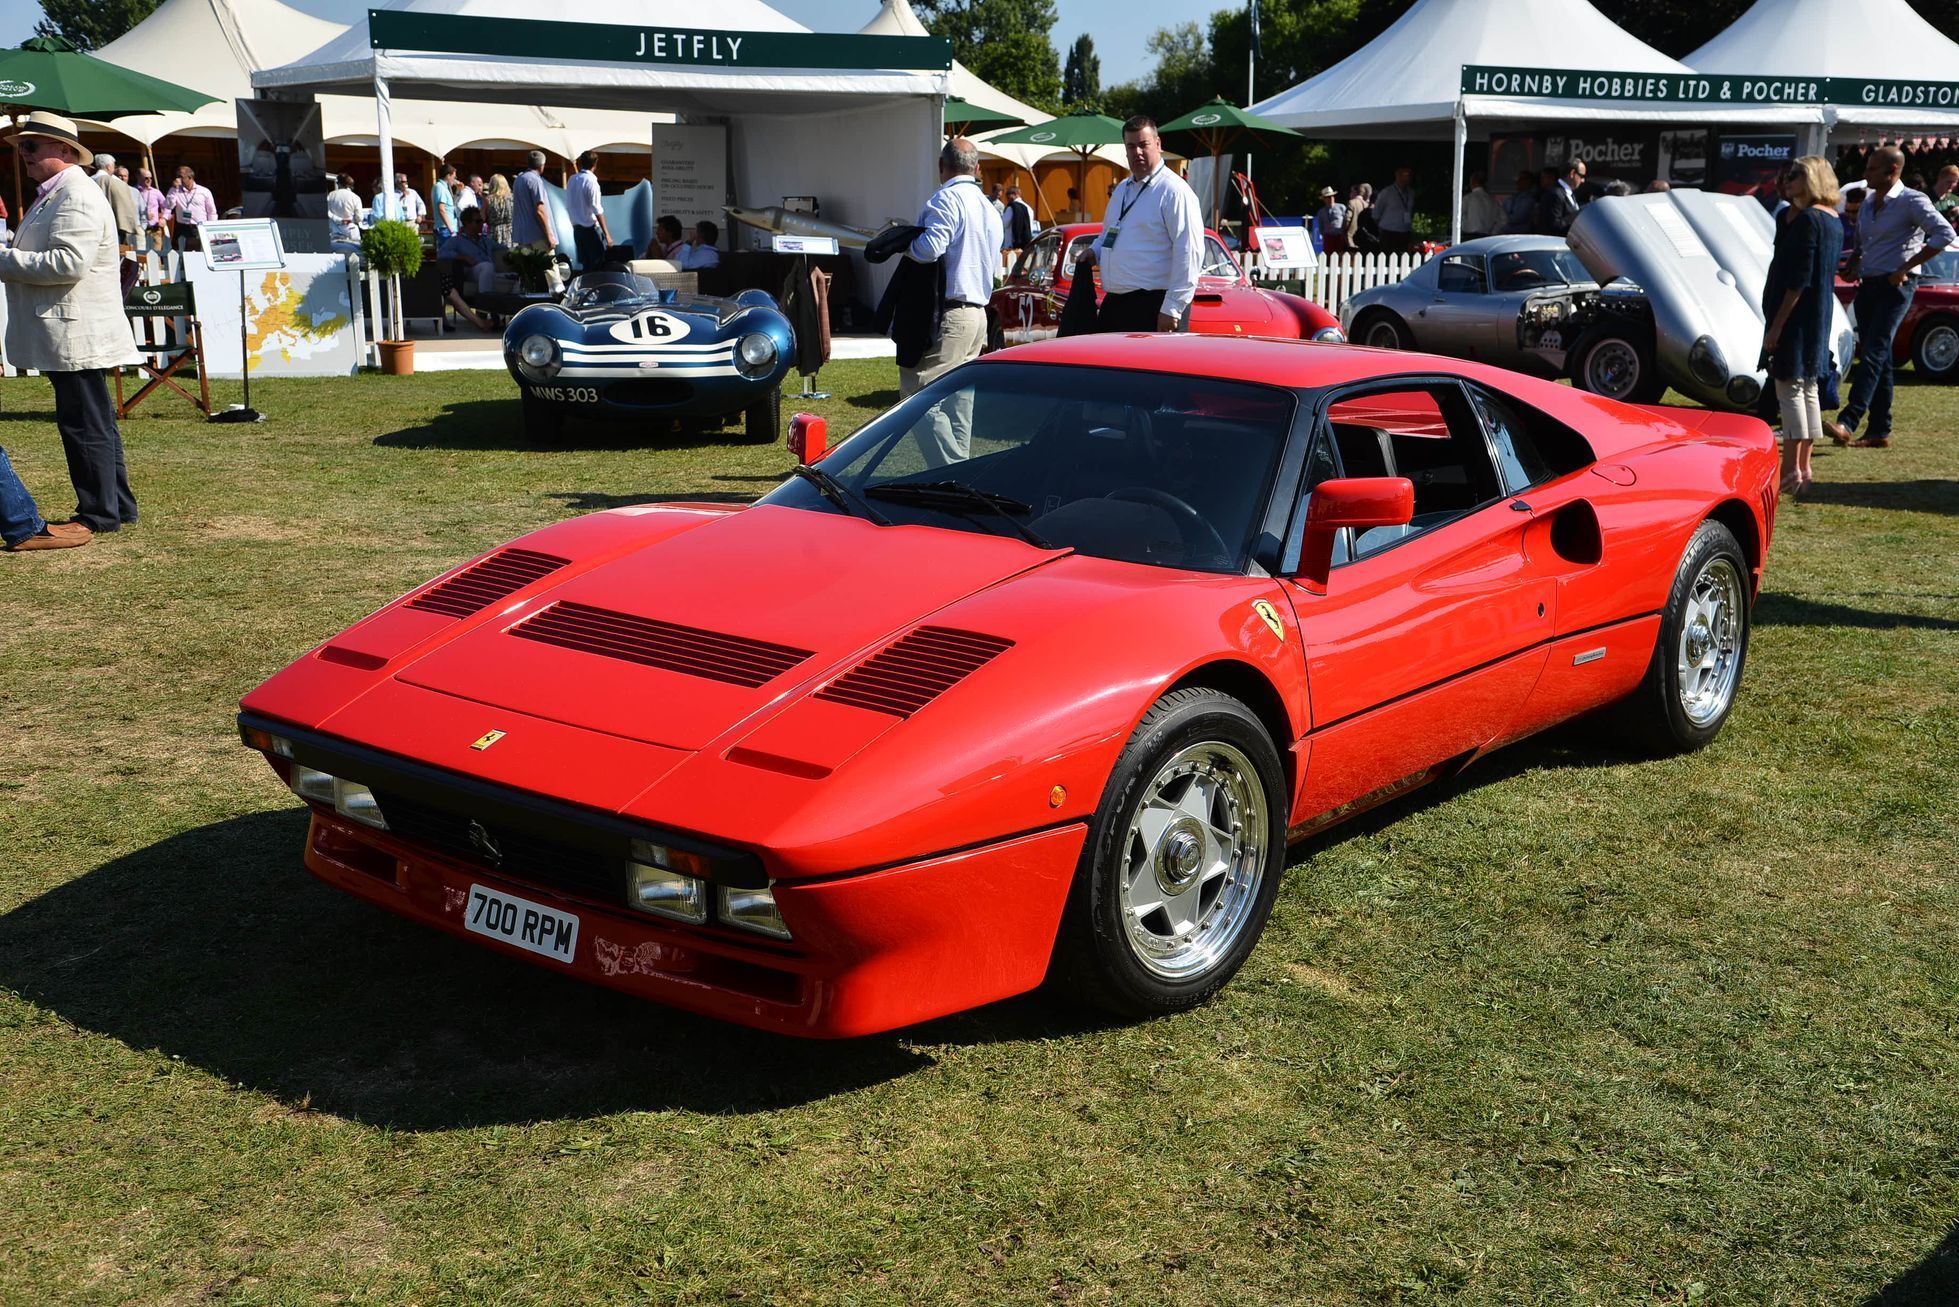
top-left (1688, 335), bottom-right (1729, 388)
top-left (285, 764), bottom-right (388, 830)
top-left (518, 334), bottom-right (557, 372)
top-left (1726, 375), bottom-right (1761, 407)
top-left (719, 885), bottom-right (792, 940)
top-left (1312, 326), bottom-right (1345, 343)
top-left (735, 331), bottom-right (777, 378)
top-left (628, 860), bottom-right (708, 924)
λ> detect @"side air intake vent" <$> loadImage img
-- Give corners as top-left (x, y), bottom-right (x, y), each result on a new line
top-left (816, 626), bottom-right (1014, 718)
top-left (407, 548), bottom-right (569, 618)
top-left (511, 602), bottom-right (814, 688)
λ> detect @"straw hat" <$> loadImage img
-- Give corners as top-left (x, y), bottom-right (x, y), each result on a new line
top-left (1319, 186), bottom-right (1337, 198)
top-left (9, 110), bottom-right (85, 150)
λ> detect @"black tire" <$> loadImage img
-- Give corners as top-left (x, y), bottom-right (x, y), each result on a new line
top-left (1354, 310), bottom-right (1413, 351)
top-left (1910, 314), bottom-right (1959, 382)
top-left (521, 393), bottom-right (564, 445)
top-left (1051, 687), bottom-right (1287, 1018)
top-left (1605, 519), bottom-right (1751, 755)
top-left (1572, 330), bottom-right (1666, 404)
top-left (741, 386), bottom-right (781, 444)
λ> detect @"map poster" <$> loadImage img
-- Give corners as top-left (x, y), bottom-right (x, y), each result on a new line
top-left (186, 255), bottom-right (358, 378)
top-left (651, 124), bottom-right (728, 234)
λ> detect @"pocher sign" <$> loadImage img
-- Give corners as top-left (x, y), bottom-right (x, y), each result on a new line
top-left (1462, 66), bottom-right (1959, 110)
top-left (367, 10), bottom-right (952, 72)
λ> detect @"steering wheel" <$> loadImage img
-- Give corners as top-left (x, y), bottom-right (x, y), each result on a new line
top-left (1106, 487), bottom-right (1231, 566)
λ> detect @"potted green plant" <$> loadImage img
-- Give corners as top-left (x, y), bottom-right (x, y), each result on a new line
top-left (506, 246), bottom-right (556, 294)
top-left (360, 219), bottom-right (424, 375)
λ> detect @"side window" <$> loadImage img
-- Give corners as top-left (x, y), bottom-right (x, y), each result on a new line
top-left (1467, 384), bottom-right (1595, 494)
top-left (1296, 427), bottom-right (1350, 566)
top-left (1324, 386), bottom-right (1504, 560)
top-left (1063, 234), bottom-right (1099, 271)
top-left (1201, 235), bottom-right (1240, 279)
top-left (1436, 254), bottom-right (1486, 294)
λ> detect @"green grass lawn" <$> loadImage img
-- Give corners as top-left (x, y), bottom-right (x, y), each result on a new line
top-left (1, 363), bottom-right (1955, 1305)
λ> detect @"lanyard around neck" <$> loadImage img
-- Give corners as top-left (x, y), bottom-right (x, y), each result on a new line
top-left (1116, 166), bottom-right (1163, 224)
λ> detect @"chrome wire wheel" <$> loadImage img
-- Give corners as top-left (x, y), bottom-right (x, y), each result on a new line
top-left (1118, 741), bottom-right (1268, 981)
top-left (1917, 320), bottom-right (1959, 377)
top-left (1676, 555), bottom-right (1745, 727)
top-left (1362, 316), bottom-right (1407, 350)
top-left (1585, 337), bottom-right (1643, 399)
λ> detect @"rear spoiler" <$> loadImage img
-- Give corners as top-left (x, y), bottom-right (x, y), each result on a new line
top-left (1627, 405), bottom-right (1774, 445)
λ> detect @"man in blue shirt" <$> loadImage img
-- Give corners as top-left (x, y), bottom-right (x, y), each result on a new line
top-left (511, 151), bottom-right (556, 253)
top-left (1826, 146), bottom-right (1955, 449)
top-left (901, 136), bottom-right (1004, 463)
top-left (432, 163), bottom-right (459, 241)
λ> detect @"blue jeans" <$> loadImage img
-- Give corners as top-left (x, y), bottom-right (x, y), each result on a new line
top-left (0, 444), bottom-right (47, 547)
top-left (1840, 277), bottom-right (1917, 439)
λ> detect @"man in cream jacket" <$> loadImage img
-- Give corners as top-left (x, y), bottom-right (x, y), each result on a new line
top-left (0, 112), bottom-right (141, 534)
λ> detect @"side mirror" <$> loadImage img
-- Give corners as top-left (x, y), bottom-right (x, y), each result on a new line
top-left (1294, 477), bottom-right (1415, 595)
top-left (787, 412), bottom-right (827, 464)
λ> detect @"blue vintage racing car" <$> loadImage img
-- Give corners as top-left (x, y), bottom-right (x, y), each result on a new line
top-left (503, 270), bottom-right (795, 443)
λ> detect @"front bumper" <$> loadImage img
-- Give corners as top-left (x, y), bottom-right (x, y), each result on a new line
top-left (299, 805), bottom-right (1085, 1038)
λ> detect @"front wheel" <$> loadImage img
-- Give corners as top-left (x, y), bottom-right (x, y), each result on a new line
top-left (1355, 310), bottom-right (1413, 351)
top-left (1607, 519), bottom-right (1751, 754)
top-left (741, 385), bottom-right (781, 444)
top-left (1911, 315), bottom-right (1959, 381)
top-left (1573, 330), bottom-right (1666, 404)
top-left (1051, 687), bottom-right (1286, 1018)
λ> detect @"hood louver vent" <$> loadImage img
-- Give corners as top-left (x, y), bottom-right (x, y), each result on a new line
top-left (816, 626), bottom-right (1014, 718)
top-left (511, 601), bottom-right (814, 688)
top-left (408, 548), bottom-right (569, 618)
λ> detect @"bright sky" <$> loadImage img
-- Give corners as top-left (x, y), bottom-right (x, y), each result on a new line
top-left (0, 0), bottom-right (1172, 87)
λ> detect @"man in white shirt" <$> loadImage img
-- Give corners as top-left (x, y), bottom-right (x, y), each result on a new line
top-left (393, 173), bottom-right (426, 230)
top-left (1077, 115), bottom-right (1202, 333)
top-left (1461, 172), bottom-right (1505, 241)
top-left (326, 172), bottom-right (362, 251)
top-left (900, 136), bottom-right (1004, 463)
top-left (673, 221), bottom-right (721, 271)
top-left (566, 151), bottom-right (612, 270)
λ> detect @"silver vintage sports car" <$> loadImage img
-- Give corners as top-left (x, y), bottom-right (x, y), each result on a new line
top-left (1343, 195), bottom-right (1856, 410)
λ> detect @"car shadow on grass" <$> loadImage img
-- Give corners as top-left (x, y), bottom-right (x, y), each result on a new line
top-left (1755, 591), bottom-right (1959, 631)
top-left (1864, 1220), bottom-right (1959, 1305)
top-left (0, 808), bottom-right (939, 1130)
top-left (1799, 479), bottom-right (1959, 516)
top-left (373, 399), bottom-right (766, 454)
top-left (846, 388), bottom-right (899, 411)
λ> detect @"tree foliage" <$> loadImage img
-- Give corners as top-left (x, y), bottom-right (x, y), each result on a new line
top-left (1062, 34), bottom-right (1101, 108)
top-left (915, 0), bottom-right (1063, 111)
top-left (33, 0), bottom-right (160, 51)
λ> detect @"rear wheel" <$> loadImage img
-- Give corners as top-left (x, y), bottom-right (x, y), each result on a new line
top-left (1052, 688), bottom-right (1286, 1018)
top-left (1573, 330), bottom-right (1666, 404)
top-left (1606, 519), bottom-right (1750, 754)
top-left (1355, 310), bottom-right (1413, 351)
top-left (741, 385), bottom-right (781, 444)
top-left (521, 393), bottom-right (564, 444)
top-left (1911, 315), bottom-right (1959, 381)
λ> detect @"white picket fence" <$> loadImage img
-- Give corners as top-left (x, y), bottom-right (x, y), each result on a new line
top-left (1244, 250), bottom-right (1424, 314)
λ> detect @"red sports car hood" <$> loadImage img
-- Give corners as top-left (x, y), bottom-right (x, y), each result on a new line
top-left (392, 506), bottom-right (1063, 750)
top-left (1187, 280), bottom-right (1277, 332)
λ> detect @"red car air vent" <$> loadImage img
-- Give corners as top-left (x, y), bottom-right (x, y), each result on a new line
top-left (511, 601), bottom-right (815, 688)
top-left (816, 626), bottom-right (1014, 718)
top-left (407, 548), bottom-right (570, 618)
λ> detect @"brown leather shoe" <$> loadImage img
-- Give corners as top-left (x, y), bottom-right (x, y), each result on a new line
top-left (6, 525), bottom-right (92, 552)
top-left (1822, 419), bottom-right (1855, 446)
top-left (1849, 437), bottom-right (1891, 448)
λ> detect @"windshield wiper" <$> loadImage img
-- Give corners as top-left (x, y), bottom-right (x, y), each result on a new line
top-left (866, 480), bottom-right (1055, 549)
top-left (791, 464), bottom-right (889, 525)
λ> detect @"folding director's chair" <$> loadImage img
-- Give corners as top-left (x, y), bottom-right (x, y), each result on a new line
top-left (114, 280), bottom-right (212, 419)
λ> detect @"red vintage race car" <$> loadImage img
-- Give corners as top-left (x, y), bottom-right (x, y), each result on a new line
top-left (990, 222), bottom-right (1343, 345)
top-left (240, 337), bottom-right (1776, 1038)
top-left (1833, 249), bottom-right (1959, 382)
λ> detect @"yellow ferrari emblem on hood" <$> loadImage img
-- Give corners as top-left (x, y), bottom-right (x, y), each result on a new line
top-left (1253, 600), bottom-right (1285, 642)
top-left (470, 730), bottom-right (507, 751)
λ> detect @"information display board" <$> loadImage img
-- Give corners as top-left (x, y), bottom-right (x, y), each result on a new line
top-left (199, 218), bottom-right (286, 272)
top-left (652, 124), bottom-right (729, 233)
top-left (771, 234), bottom-right (839, 255)
top-left (1254, 226), bottom-right (1317, 271)
top-left (186, 254), bottom-right (358, 378)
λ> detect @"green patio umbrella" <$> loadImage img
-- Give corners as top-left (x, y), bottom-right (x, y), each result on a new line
top-left (985, 109), bottom-right (1127, 220)
top-left (943, 97), bottom-right (1024, 136)
top-left (1158, 97), bottom-right (1301, 227)
top-left (1, 35), bottom-right (219, 210)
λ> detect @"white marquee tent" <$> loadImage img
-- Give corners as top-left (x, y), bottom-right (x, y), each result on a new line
top-left (83, 0), bottom-right (661, 159)
top-left (255, 0), bottom-right (949, 282)
top-left (1685, 0), bottom-right (1959, 135)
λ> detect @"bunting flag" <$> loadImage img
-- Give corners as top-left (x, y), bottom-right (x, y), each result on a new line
top-left (1249, 0), bottom-right (1261, 62)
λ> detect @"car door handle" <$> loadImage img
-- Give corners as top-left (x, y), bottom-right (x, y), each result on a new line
top-left (1510, 500), bottom-right (1532, 512)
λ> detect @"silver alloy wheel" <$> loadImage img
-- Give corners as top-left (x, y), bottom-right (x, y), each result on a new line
top-left (1363, 318), bottom-right (1405, 350)
top-left (1586, 338), bottom-right (1643, 399)
top-left (1918, 321), bottom-right (1958, 376)
top-left (1118, 741), bottom-right (1268, 980)
top-left (1677, 555), bottom-right (1745, 726)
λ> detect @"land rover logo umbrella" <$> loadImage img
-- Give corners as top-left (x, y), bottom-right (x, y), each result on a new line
top-left (1158, 98), bottom-right (1301, 227)
top-left (984, 110), bottom-right (1127, 223)
top-left (942, 97), bottom-right (1024, 136)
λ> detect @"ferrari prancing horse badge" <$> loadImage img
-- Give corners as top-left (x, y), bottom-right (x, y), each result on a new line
top-left (1252, 600), bottom-right (1285, 642)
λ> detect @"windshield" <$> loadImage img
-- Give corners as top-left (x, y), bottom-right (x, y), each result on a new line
top-left (1923, 249), bottom-right (1959, 284)
top-left (563, 271), bottom-right (662, 309)
top-left (1489, 248), bottom-right (1592, 292)
top-left (759, 362), bottom-right (1296, 572)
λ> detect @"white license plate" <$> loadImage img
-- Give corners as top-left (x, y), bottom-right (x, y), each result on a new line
top-left (463, 883), bottom-right (580, 964)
